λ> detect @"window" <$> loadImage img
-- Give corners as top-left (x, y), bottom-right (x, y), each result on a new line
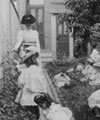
top-left (26, 0), bottom-right (45, 49)
top-left (29, 0), bottom-right (44, 5)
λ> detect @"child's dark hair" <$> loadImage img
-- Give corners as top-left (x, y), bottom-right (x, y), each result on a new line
top-left (24, 53), bottom-right (39, 67)
top-left (92, 44), bottom-right (97, 49)
top-left (34, 93), bottom-right (56, 108)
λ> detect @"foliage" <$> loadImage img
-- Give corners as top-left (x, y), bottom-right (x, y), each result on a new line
top-left (59, 0), bottom-right (100, 57)
top-left (45, 57), bottom-right (87, 79)
top-left (45, 59), bottom-right (100, 120)
top-left (56, 51), bottom-right (69, 60)
top-left (0, 52), bottom-right (34, 120)
top-left (65, 0), bottom-right (100, 35)
top-left (74, 38), bottom-right (87, 58)
top-left (90, 23), bottom-right (100, 45)
top-left (0, 51), bottom-right (99, 120)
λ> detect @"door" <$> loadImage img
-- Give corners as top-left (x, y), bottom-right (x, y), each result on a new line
top-left (56, 15), bottom-right (69, 57)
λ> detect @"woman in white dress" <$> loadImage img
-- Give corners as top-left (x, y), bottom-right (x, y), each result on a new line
top-left (13, 14), bottom-right (40, 58)
top-left (15, 51), bottom-right (48, 120)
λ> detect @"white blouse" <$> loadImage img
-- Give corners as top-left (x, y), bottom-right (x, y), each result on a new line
top-left (46, 103), bottom-right (73, 120)
top-left (14, 29), bottom-right (40, 53)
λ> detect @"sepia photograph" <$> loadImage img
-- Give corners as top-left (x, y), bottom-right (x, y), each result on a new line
top-left (0, 0), bottom-right (100, 120)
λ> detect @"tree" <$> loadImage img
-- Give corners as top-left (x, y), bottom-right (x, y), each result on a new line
top-left (61, 0), bottom-right (100, 57)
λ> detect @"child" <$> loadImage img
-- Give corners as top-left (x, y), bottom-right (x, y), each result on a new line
top-left (15, 51), bottom-right (48, 120)
top-left (34, 93), bottom-right (74, 120)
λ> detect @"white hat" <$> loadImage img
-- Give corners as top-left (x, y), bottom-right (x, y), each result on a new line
top-left (25, 46), bottom-right (40, 53)
top-left (20, 51), bottom-right (38, 64)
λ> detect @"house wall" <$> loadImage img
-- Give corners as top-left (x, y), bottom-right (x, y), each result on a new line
top-left (18, 0), bottom-right (26, 20)
top-left (0, 0), bottom-right (10, 62)
top-left (9, 0), bottom-right (26, 48)
top-left (0, 0), bottom-right (26, 60)
top-left (9, 1), bottom-right (20, 48)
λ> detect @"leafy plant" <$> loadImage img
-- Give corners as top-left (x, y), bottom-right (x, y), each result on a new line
top-left (59, 0), bottom-right (100, 57)
top-left (45, 59), bottom-right (100, 120)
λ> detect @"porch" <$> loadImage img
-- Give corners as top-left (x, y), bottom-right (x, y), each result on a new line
top-left (40, 50), bottom-right (53, 63)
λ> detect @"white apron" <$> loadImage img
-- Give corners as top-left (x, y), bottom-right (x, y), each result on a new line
top-left (15, 65), bottom-right (48, 106)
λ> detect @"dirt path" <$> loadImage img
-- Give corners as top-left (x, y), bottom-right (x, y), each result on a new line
top-left (39, 68), bottom-right (63, 120)
top-left (44, 69), bottom-right (61, 103)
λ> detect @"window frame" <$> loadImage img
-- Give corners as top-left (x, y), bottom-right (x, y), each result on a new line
top-left (56, 15), bottom-right (68, 36)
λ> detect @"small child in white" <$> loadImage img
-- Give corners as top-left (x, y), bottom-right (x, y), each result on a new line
top-left (34, 93), bottom-right (74, 120)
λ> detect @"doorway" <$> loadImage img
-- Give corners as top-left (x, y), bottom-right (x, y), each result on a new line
top-left (56, 15), bottom-right (69, 57)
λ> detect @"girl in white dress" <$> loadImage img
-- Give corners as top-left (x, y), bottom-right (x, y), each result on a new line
top-left (15, 52), bottom-right (48, 120)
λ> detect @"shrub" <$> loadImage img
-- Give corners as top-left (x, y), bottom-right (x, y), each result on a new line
top-left (0, 52), bottom-right (34, 120)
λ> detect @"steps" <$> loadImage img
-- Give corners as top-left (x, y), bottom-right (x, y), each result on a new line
top-left (40, 50), bottom-right (53, 63)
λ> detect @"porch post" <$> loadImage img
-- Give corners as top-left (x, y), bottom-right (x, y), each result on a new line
top-left (51, 14), bottom-right (57, 60)
top-left (69, 27), bottom-right (74, 59)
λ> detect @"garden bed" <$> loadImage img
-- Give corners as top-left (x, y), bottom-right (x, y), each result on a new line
top-left (0, 52), bottom-right (100, 120)
top-left (45, 59), bottom-right (100, 120)
top-left (0, 52), bottom-right (36, 120)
